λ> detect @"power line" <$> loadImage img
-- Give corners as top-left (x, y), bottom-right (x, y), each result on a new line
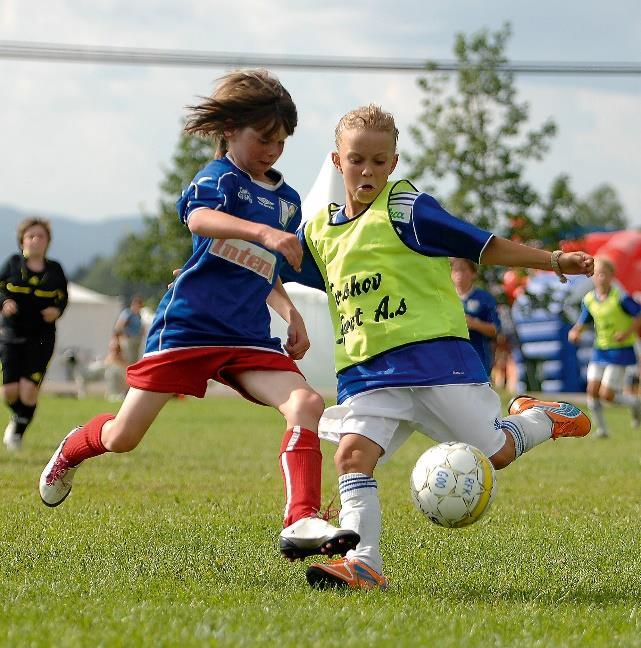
top-left (1, 40), bottom-right (641, 75)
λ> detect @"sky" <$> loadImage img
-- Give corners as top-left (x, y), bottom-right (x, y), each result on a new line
top-left (1, 0), bottom-right (641, 225)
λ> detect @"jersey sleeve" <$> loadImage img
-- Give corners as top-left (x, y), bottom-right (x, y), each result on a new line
top-left (0, 255), bottom-right (12, 303)
top-left (51, 260), bottom-right (69, 315)
top-left (576, 301), bottom-right (593, 325)
top-left (279, 225), bottom-right (326, 291)
top-left (176, 169), bottom-right (239, 225)
top-left (621, 295), bottom-right (641, 317)
top-left (408, 193), bottom-right (493, 261)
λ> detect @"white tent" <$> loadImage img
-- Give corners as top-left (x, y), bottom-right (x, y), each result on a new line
top-left (270, 283), bottom-right (335, 392)
top-left (301, 152), bottom-right (344, 222)
top-left (270, 154), bottom-right (344, 394)
top-left (46, 282), bottom-right (122, 382)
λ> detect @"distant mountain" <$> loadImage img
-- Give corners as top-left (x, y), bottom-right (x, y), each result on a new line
top-left (0, 204), bottom-right (146, 275)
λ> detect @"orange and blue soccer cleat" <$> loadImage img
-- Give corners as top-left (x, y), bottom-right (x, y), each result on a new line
top-left (507, 395), bottom-right (591, 438)
top-left (306, 557), bottom-right (388, 591)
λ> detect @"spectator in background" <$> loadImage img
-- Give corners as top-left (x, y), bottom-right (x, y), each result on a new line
top-left (0, 217), bottom-right (68, 450)
top-left (113, 295), bottom-right (144, 364)
top-left (450, 257), bottom-right (500, 377)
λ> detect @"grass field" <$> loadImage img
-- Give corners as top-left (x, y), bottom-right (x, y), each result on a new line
top-left (1, 393), bottom-right (640, 647)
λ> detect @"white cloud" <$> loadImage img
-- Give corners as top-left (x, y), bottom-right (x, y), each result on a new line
top-left (524, 82), bottom-right (641, 225)
top-left (1, 0), bottom-right (641, 225)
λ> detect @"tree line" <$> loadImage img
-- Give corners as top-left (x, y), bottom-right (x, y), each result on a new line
top-left (74, 23), bottom-right (628, 303)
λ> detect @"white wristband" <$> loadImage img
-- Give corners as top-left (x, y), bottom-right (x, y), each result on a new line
top-left (550, 250), bottom-right (568, 284)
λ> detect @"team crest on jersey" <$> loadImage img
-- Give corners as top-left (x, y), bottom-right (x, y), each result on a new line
top-left (389, 203), bottom-right (412, 224)
top-left (238, 188), bottom-right (253, 203)
top-left (279, 199), bottom-right (298, 227)
top-left (258, 196), bottom-right (275, 209)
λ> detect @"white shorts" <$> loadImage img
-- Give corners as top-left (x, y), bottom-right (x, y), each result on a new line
top-left (318, 384), bottom-right (506, 463)
top-left (586, 362), bottom-right (626, 392)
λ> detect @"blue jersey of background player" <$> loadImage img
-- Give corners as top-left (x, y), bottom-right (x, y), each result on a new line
top-left (450, 257), bottom-right (500, 375)
top-left (282, 188), bottom-right (493, 404)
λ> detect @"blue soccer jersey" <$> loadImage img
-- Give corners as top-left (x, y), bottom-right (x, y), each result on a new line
top-left (460, 286), bottom-right (500, 374)
top-left (282, 187), bottom-right (493, 403)
top-left (145, 156), bottom-right (301, 355)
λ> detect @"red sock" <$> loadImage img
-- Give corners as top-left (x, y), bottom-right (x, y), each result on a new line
top-left (279, 426), bottom-right (322, 527)
top-left (61, 414), bottom-right (113, 466)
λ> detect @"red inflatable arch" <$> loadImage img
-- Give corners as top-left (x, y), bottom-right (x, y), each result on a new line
top-left (562, 230), bottom-right (641, 297)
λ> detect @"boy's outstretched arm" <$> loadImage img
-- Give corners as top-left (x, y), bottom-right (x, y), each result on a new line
top-left (480, 236), bottom-right (594, 278)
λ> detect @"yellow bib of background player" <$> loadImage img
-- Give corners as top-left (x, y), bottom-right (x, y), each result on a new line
top-left (304, 180), bottom-right (469, 373)
top-left (584, 287), bottom-right (637, 349)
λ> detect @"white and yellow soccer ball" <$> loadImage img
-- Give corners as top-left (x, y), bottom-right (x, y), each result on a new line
top-left (409, 441), bottom-right (497, 528)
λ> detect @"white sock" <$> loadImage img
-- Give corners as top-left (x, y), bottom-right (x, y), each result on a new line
top-left (614, 392), bottom-right (639, 408)
top-left (338, 473), bottom-right (383, 574)
top-left (587, 395), bottom-right (608, 433)
top-left (502, 409), bottom-right (553, 457)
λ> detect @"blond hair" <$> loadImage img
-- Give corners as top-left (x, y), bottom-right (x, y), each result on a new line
top-left (184, 68), bottom-right (297, 158)
top-left (594, 256), bottom-right (615, 274)
top-left (17, 217), bottom-right (51, 250)
top-left (334, 104), bottom-right (399, 149)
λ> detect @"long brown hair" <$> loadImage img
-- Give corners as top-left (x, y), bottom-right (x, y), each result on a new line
top-left (184, 69), bottom-right (297, 158)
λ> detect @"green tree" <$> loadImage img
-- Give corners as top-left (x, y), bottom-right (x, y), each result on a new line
top-left (534, 174), bottom-right (578, 244)
top-left (113, 130), bottom-right (215, 303)
top-left (72, 255), bottom-right (154, 301)
top-left (404, 23), bottom-right (556, 232)
top-left (574, 184), bottom-right (627, 232)
top-left (536, 176), bottom-right (627, 244)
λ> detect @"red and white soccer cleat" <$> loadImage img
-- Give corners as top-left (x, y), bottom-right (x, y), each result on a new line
top-left (306, 557), bottom-right (388, 590)
top-left (279, 516), bottom-right (360, 560)
top-left (3, 417), bottom-right (22, 451)
top-left (507, 395), bottom-right (591, 439)
top-left (39, 428), bottom-right (80, 507)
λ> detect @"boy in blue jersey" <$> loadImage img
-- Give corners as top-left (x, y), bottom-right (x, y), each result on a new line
top-left (39, 69), bottom-right (358, 564)
top-left (568, 256), bottom-right (641, 437)
top-left (450, 257), bottom-right (500, 376)
top-left (283, 104), bottom-right (594, 590)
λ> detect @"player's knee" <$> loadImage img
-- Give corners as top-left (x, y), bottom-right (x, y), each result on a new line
top-left (285, 389), bottom-right (325, 421)
top-left (599, 389), bottom-right (615, 402)
top-left (334, 438), bottom-right (380, 475)
top-left (334, 447), bottom-right (360, 475)
top-left (586, 384), bottom-right (600, 399)
top-left (3, 384), bottom-right (19, 403)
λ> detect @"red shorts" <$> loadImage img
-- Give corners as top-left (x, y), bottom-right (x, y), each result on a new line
top-left (126, 346), bottom-right (303, 403)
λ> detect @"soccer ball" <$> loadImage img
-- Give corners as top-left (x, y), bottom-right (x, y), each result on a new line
top-left (409, 441), bottom-right (497, 528)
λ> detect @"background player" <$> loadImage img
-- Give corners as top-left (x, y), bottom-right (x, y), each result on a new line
top-left (1, 218), bottom-right (67, 450)
top-left (450, 257), bottom-right (500, 377)
top-left (568, 256), bottom-right (641, 437)
top-left (39, 69), bottom-right (358, 563)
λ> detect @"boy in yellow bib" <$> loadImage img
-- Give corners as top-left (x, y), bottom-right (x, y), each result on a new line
top-left (284, 105), bottom-right (594, 590)
top-left (568, 256), bottom-right (641, 437)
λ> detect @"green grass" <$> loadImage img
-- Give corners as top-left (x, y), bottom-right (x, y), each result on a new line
top-left (1, 394), bottom-right (641, 647)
